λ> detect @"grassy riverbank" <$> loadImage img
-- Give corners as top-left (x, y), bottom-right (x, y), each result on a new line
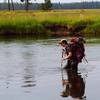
top-left (0, 9), bottom-right (100, 37)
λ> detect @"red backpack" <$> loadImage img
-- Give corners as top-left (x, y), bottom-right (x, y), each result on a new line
top-left (70, 37), bottom-right (85, 63)
top-left (76, 43), bottom-right (85, 63)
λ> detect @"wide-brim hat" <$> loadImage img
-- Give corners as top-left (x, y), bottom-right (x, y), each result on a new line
top-left (59, 39), bottom-right (67, 44)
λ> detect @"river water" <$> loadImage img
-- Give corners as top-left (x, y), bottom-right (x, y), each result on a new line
top-left (0, 38), bottom-right (100, 100)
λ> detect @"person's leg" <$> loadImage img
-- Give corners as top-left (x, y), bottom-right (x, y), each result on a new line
top-left (70, 61), bottom-right (78, 72)
top-left (63, 60), bottom-right (71, 69)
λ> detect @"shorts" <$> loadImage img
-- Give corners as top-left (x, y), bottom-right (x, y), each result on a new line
top-left (64, 60), bottom-right (78, 72)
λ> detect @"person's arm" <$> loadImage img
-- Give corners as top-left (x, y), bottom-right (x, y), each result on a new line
top-left (63, 51), bottom-right (72, 60)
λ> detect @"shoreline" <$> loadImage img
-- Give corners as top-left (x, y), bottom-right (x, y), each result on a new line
top-left (0, 10), bottom-right (100, 37)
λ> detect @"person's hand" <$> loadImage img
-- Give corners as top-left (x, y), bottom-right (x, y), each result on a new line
top-left (62, 58), bottom-right (66, 62)
top-left (62, 56), bottom-right (68, 61)
top-left (62, 79), bottom-right (69, 86)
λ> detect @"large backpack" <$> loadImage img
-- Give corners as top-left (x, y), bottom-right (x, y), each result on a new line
top-left (76, 43), bottom-right (85, 63)
top-left (70, 37), bottom-right (85, 63)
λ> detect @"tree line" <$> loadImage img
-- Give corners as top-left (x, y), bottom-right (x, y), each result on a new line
top-left (0, 1), bottom-right (100, 10)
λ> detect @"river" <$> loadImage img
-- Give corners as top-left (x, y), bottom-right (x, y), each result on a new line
top-left (0, 38), bottom-right (100, 100)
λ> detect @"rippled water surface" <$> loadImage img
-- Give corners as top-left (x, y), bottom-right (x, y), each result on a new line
top-left (0, 38), bottom-right (100, 100)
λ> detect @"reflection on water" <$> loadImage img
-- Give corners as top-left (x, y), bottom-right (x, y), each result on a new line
top-left (0, 39), bottom-right (61, 93)
top-left (61, 68), bottom-right (86, 100)
top-left (0, 38), bottom-right (100, 100)
top-left (21, 48), bottom-right (36, 89)
top-left (0, 42), bottom-right (37, 91)
top-left (21, 65), bottom-right (36, 88)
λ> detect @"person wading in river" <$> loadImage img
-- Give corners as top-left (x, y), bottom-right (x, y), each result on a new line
top-left (59, 39), bottom-right (79, 72)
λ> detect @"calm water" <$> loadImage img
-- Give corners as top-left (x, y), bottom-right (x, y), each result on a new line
top-left (0, 38), bottom-right (100, 100)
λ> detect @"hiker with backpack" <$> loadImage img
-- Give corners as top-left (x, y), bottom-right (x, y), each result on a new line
top-left (59, 39), bottom-right (79, 72)
top-left (59, 36), bottom-right (85, 71)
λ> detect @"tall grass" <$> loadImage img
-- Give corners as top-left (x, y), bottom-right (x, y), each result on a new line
top-left (0, 10), bottom-right (100, 37)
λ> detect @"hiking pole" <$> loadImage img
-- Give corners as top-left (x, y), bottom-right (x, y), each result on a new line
top-left (61, 50), bottom-right (64, 81)
top-left (61, 60), bottom-right (64, 81)
top-left (83, 57), bottom-right (88, 63)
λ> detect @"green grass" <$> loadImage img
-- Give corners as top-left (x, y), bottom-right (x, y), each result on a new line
top-left (0, 9), bottom-right (100, 37)
top-left (87, 38), bottom-right (100, 43)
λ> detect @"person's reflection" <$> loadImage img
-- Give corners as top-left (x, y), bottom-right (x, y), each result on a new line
top-left (61, 69), bottom-right (86, 100)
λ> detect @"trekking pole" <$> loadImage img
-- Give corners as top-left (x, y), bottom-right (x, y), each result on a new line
top-left (61, 60), bottom-right (63, 81)
top-left (83, 56), bottom-right (88, 63)
top-left (61, 50), bottom-right (64, 81)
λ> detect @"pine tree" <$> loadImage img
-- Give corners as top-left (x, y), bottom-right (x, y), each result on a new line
top-left (42, 0), bottom-right (52, 10)
top-left (7, 0), bottom-right (14, 11)
top-left (20, 0), bottom-right (29, 11)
